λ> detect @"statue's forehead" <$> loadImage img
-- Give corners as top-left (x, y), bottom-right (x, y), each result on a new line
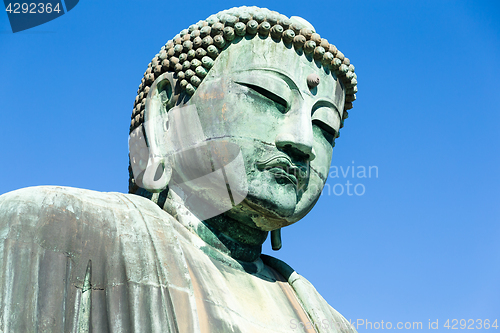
top-left (207, 37), bottom-right (344, 110)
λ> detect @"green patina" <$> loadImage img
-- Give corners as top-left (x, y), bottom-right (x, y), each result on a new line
top-left (134, 14), bottom-right (350, 261)
top-left (0, 6), bottom-right (359, 332)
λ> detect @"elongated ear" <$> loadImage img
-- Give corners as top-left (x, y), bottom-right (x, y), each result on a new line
top-left (142, 73), bottom-right (176, 192)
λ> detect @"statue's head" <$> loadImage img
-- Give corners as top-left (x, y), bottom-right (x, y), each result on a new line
top-left (128, 6), bottom-right (357, 233)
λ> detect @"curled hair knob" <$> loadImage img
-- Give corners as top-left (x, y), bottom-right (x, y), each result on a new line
top-left (307, 73), bottom-right (320, 88)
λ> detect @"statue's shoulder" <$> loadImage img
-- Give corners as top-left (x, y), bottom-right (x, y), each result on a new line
top-left (0, 186), bottom-right (194, 332)
top-left (262, 254), bottom-right (358, 333)
top-left (0, 185), bottom-right (175, 247)
top-left (0, 184), bottom-right (159, 207)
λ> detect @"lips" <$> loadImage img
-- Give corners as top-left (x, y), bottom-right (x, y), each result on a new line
top-left (267, 167), bottom-right (298, 186)
top-left (256, 155), bottom-right (301, 187)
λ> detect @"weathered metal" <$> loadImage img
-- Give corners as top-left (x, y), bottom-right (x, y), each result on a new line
top-left (0, 6), bottom-right (359, 332)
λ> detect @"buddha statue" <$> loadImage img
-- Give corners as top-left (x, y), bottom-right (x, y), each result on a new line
top-left (0, 6), bottom-right (358, 333)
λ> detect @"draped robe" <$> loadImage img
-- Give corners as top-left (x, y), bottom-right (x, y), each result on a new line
top-left (0, 186), bottom-right (357, 333)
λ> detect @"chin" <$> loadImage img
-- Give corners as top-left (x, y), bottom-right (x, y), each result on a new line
top-left (238, 187), bottom-right (296, 231)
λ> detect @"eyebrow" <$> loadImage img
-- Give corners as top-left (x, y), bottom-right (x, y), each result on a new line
top-left (233, 67), bottom-right (303, 100)
top-left (313, 98), bottom-right (342, 119)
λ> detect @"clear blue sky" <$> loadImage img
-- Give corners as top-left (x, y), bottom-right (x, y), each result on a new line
top-left (1, 1), bottom-right (499, 332)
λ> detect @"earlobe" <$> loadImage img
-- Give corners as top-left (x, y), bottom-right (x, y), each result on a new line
top-left (142, 155), bottom-right (172, 192)
top-left (141, 73), bottom-right (176, 192)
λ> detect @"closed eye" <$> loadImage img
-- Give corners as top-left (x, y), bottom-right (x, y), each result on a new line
top-left (236, 82), bottom-right (288, 113)
top-left (311, 105), bottom-right (339, 145)
top-left (312, 119), bottom-right (336, 137)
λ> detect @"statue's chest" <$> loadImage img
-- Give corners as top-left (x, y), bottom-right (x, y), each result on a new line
top-left (181, 243), bottom-right (315, 333)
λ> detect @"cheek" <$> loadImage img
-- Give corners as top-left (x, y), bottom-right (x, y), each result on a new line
top-left (191, 82), bottom-right (281, 143)
top-left (311, 135), bottom-right (334, 180)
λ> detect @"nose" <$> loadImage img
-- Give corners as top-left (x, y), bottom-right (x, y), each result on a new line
top-left (275, 104), bottom-right (316, 162)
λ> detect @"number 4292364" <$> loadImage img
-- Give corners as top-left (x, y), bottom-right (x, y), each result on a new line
top-left (5, 3), bottom-right (61, 14)
top-left (444, 319), bottom-right (498, 330)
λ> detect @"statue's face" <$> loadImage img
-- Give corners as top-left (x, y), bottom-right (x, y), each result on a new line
top-left (183, 36), bottom-right (345, 231)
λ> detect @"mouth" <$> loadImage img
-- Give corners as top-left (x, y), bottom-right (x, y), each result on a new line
top-left (267, 167), bottom-right (298, 186)
top-left (256, 155), bottom-right (301, 187)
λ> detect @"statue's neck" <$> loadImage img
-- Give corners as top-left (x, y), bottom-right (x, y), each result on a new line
top-left (202, 214), bottom-right (268, 262)
top-left (159, 188), bottom-right (267, 262)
